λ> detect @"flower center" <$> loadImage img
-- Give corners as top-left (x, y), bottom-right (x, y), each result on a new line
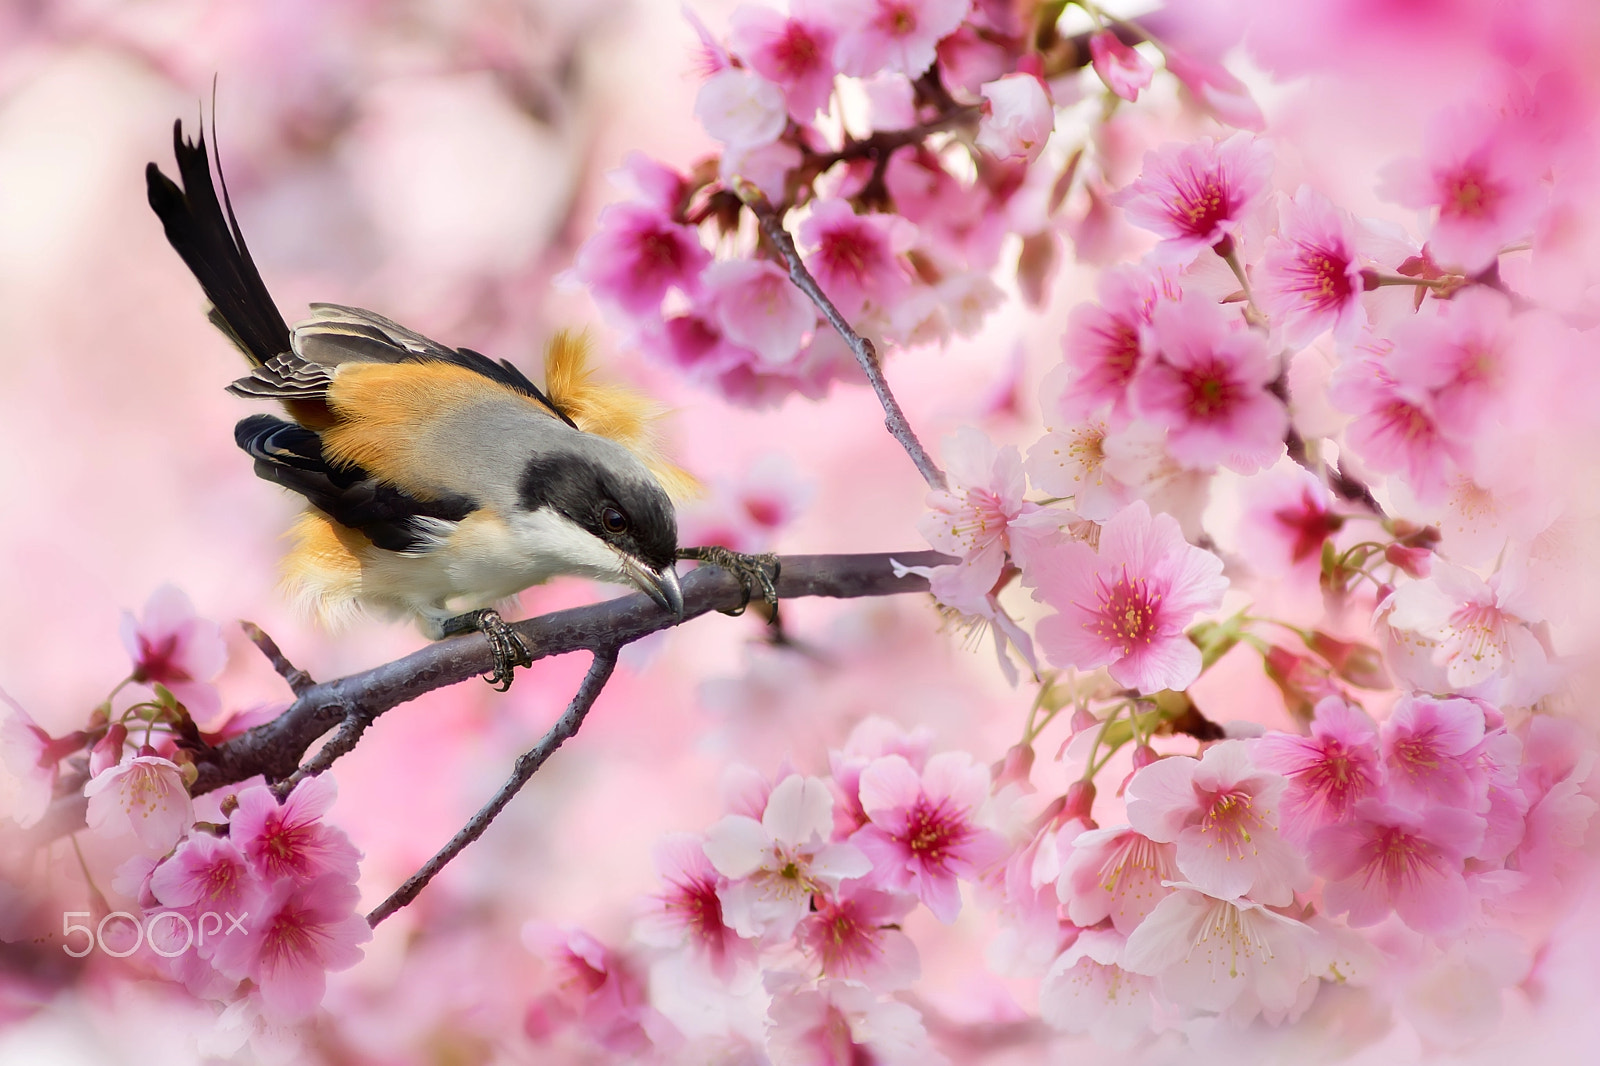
top-left (1086, 567), bottom-right (1161, 654)
top-left (1170, 170), bottom-right (1230, 238)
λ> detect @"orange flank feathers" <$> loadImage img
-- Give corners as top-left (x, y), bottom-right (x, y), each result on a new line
top-left (280, 511), bottom-right (366, 628)
top-left (543, 330), bottom-right (699, 500)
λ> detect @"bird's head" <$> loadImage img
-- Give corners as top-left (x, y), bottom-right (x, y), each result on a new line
top-left (515, 435), bottom-right (682, 616)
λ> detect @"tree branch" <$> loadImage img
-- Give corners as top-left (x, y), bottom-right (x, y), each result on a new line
top-left (188, 551), bottom-right (952, 796)
top-left (365, 646), bottom-right (620, 926)
top-left (738, 189), bottom-right (949, 493)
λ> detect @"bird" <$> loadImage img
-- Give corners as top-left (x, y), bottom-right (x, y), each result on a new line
top-left (146, 118), bottom-right (776, 689)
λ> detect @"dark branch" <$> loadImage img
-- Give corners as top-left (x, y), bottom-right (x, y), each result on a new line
top-left (241, 621), bottom-right (314, 695)
top-left (188, 551), bottom-right (952, 796)
top-left (738, 189), bottom-right (949, 492)
top-left (366, 647), bottom-right (620, 926)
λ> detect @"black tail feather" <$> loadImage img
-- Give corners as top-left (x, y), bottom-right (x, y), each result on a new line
top-left (146, 120), bottom-right (290, 367)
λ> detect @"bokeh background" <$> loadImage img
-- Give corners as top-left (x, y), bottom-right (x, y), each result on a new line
top-left (4, 1), bottom-right (1600, 1063)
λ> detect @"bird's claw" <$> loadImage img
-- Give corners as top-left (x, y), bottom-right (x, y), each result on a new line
top-left (676, 547), bottom-right (781, 617)
top-left (441, 608), bottom-right (534, 691)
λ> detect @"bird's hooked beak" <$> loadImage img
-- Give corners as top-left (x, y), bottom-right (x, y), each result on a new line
top-left (622, 557), bottom-right (684, 619)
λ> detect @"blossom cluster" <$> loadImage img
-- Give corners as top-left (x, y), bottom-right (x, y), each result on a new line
top-left (2, 588), bottom-right (369, 1031)
top-left (570, 0), bottom-right (1251, 406)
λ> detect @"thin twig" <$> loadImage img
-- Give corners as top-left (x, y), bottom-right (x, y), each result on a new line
top-left (241, 621), bottom-right (314, 695)
top-left (186, 551), bottom-right (952, 796)
top-left (739, 189), bottom-right (949, 492)
top-left (365, 648), bottom-right (620, 926)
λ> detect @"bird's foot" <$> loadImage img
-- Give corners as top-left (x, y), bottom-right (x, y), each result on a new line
top-left (440, 608), bottom-right (533, 691)
top-left (676, 547), bottom-right (781, 617)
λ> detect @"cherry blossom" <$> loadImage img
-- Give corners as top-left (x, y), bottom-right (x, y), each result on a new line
top-left (795, 198), bottom-right (914, 320)
top-left (635, 833), bottom-right (751, 978)
top-left (1089, 31), bottom-right (1154, 102)
top-left (728, 2), bottom-right (839, 121)
top-left (1379, 694), bottom-right (1488, 812)
top-left (765, 976), bottom-right (937, 1066)
top-left (827, 0), bottom-right (971, 79)
top-left (850, 751), bottom-right (1006, 922)
top-left (1032, 499), bottom-right (1228, 694)
top-left (703, 258), bottom-right (817, 367)
top-left (1308, 799), bottom-right (1484, 934)
top-left (1385, 559), bottom-right (1552, 700)
top-left (119, 584), bottom-right (227, 718)
top-left (573, 201), bottom-right (710, 317)
top-left (230, 775), bottom-right (362, 886)
top-left (1131, 295), bottom-right (1288, 474)
top-left (150, 833), bottom-right (262, 928)
top-left (1125, 740), bottom-right (1306, 905)
top-left (1039, 928), bottom-right (1155, 1047)
top-left (1378, 103), bottom-right (1546, 272)
top-left (1055, 263), bottom-right (1179, 422)
top-left (208, 874), bottom-right (371, 1021)
top-left (1252, 697), bottom-right (1385, 844)
top-left (795, 881), bottom-right (920, 989)
top-left (1112, 132), bottom-right (1274, 263)
top-left (83, 752), bottom-right (194, 852)
top-left (1121, 884), bottom-right (1318, 1015)
top-left (1257, 186), bottom-right (1369, 347)
top-left (703, 774), bottom-right (872, 939)
top-left (1329, 338), bottom-right (1466, 501)
top-left (976, 72), bottom-right (1053, 162)
top-left (695, 67), bottom-right (788, 150)
top-left (1237, 463), bottom-right (1344, 579)
top-left (1, 689), bottom-right (65, 829)
top-left (1056, 825), bottom-right (1178, 935)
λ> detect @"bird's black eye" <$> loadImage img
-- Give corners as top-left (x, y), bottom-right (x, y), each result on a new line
top-left (601, 506), bottom-right (628, 535)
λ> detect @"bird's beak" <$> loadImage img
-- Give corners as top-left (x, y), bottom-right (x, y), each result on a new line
top-left (624, 558), bottom-right (684, 619)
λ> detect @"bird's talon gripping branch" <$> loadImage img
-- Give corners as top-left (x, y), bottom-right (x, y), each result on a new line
top-left (442, 609), bottom-right (533, 691)
top-left (677, 547), bottom-right (782, 617)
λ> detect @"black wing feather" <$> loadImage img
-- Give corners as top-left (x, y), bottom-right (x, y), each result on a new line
top-left (235, 414), bottom-right (477, 553)
top-left (146, 121), bottom-right (290, 367)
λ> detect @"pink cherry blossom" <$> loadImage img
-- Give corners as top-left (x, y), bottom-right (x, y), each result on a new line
top-left (828, 717), bottom-right (934, 836)
top-left (1055, 263), bottom-right (1180, 422)
top-left (1124, 741), bottom-right (1306, 905)
top-left (1385, 559), bottom-right (1552, 699)
top-left (149, 832), bottom-right (261, 926)
top-left (573, 201), bottom-right (710, 318)
top-left (1308, 799), bottom-right (1485, 934)
top-left (1378, 103), bottom-right (1546, 272)
top-left (704, 258), bottom-right (817, 367)
top-left (826, 0), bottom-right (972, 79)
top-left (795, 881), bottom-right (920, 989)
top-left (522, 925), bottom-right (667, 1055)
top-left (851, 751), bottom-right (1006, 922)
top-left (1329, 338), bottom-right (1466, 501)
top-left (635, 832), bottom-right (751, 978)
top-left (679, 454), bottom-right (812, 555)
top-left (916, 427), bottom-right (1063, 606)
top-left (796, 198), bottom-right (913, 320)
top-left (976, 73), bottom-right (1054, 162)
top-left (1252, 697), bottom-right (1384, 844)
top-left (1238, 463), bottom-right (1344, 579)
top-left (729, 2), bottom-right (839, 122)
top-left (1121, 884), bottom-right (1317, 1015)
top-left (83, 753), bottom-right (194, 852)
top-left (1089, 31), bottom-right (1153, 102)
top-left (209, 874), bottom-right (371, 1021)
top-left (1056, 825), bottom-right (1178, 935)
top-left (120, 584), bottom-right (227, 718)
top-left (1025, 409), bottom-right (1136, 522)
top-left (1131, 296), bottom-right (1288, 474)
top-left (1380, 694), bottom-right (1488, 812)
top-left (1386, 288), bottom-right (1513, 442)
top-left (935, 22), bottom-right (1010, 94)
top-left (230, 774), bottom-right (361, 885)
top-left (695, 67), bottom-right (788, 149)
top-left (703, 774), bottom-right (872, 939)
top-left (1032, 499), bottom-right (1227, 694)
top-left (765, 977), bottom-right (934, 1066)
top-left (893, 556), bottom-right (1040, 685)
top-left (1112, 132), bottom-right (1274, 263)
top-left (1039, 928), bottom-right (1155, 1048)
top-left (1257, 186), bottom-right (1369, 347)
top-left (1163, 49), bottom-right (1265, 131)
top-left (1, 688), bottom-right (66, 829)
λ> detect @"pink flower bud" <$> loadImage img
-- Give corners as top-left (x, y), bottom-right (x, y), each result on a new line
top-left (90, 723), bottom-right (128, 777)
top-left (977, 73), bottom-right (1055, 162)
top-left (990, 742), bottom-right (1036, 791)
top-left (1063, 780), bottom-right (1097, 823)
top-left (1385, 543), bottom-right (1433, 578)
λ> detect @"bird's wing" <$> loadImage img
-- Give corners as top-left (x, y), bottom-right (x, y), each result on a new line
top-left (542, 331), bottom-right (700, 500)
top-left (230, 304), bottom-right (577, 428)
top-left (235, 413), bottom-right (475, 554)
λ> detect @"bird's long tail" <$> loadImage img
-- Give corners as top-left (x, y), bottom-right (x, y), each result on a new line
top-left (146, 119), bottom-right (290, 368)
